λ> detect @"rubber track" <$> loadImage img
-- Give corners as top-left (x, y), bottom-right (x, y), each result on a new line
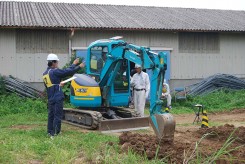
top-left (63, 108), bottom-right (137, 130)
top-left (63, 108), bottom-right (102, 130)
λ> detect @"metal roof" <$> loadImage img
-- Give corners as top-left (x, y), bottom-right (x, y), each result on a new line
top-left (1, 1), bottom-right (245, 32)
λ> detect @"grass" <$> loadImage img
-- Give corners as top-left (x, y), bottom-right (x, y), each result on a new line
top-left (144, 89), bottom-right (245, 115)
top-left (1, 89), bottom-right (245, 163)
top-left (1, 112), bottom-right (158, 163)
top-left (0, 94), bottom-right (47, 116)
top-left (0, 94), bottom-right (163, 163)
top-left (171, 89), bottom-right (245, 114)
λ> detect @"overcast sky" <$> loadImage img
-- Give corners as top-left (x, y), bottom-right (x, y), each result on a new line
top-left (4, 0), bottom-right (245, 10)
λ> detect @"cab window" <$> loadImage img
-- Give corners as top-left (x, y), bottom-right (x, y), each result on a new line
top-left (114, 60), bottom-right (129, 93)
top-left (90, 46), bottom-right (108, 74)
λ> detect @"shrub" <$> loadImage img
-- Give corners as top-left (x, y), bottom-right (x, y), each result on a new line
top-left (0, 94), bottom-right (47, 116)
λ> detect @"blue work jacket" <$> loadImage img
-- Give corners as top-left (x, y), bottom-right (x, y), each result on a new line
top-left (43, 64), bottom-right (80, 102)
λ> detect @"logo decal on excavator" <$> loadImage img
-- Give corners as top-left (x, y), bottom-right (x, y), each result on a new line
top-left (76, 88), bottom-right (88, 93)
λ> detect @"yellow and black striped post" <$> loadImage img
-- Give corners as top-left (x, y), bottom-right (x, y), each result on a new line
top-left (201, 110), bottom-right (209, 128)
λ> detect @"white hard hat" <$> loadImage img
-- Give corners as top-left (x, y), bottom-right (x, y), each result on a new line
top-left (47, 53), bottom-right (59, 61)
top-left (102, 47), bottom-right (108, 53)
top-left (123, 72), bottom-right (126, 76)
top-left (135, 64), bottom-right (141, 68)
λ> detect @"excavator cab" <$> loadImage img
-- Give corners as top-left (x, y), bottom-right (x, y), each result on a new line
top-left (70, 43), bottom-right (131, 108)
top-left (86, 44), bottom-right (131, 107)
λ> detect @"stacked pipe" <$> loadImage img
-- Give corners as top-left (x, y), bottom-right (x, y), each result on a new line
top-left (0, 75), bottom-right (44, 99)
top-left (187, 74), bottom-right (245, 96)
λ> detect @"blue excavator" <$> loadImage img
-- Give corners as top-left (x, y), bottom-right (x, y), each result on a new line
top-left (63, 37), bottom-right (175, 140)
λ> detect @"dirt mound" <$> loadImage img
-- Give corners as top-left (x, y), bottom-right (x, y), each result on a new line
top-left (119, 125), bottom-right (245, 163)
top-left (197, 124), bottom-right (245, 143)
top-left (119, 132), bottom-right (192, 163)
top-left (197, 124), bottom-right (245, 162)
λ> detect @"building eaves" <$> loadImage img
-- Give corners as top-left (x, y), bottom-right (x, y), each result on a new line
top-left (1, 1), bottom-right (245, 32)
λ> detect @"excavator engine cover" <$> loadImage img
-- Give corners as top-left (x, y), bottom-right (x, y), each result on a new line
top-left (150, 113), bottom-right (176, 141)
top-left (70, 74), bottom-right (102, 108)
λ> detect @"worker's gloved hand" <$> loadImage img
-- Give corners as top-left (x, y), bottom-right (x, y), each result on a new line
top-left (79, 62), bottom-right (85, 68)
top-left (73, 58), bottom-right (80, 65)
top-left (59, 82), bottom-right (65, 87)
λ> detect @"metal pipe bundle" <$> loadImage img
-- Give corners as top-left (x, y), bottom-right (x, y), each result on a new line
top-left (1, 75), bottom-right (44, 99)
top-left (187, 74), bottom-right (245, 96)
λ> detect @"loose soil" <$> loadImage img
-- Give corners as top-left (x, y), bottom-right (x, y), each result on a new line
top-left (119, 109), bottom-right (245, 163)
top-left (28, 160), bottom-right (43, 164)
top-left (174, 109), bottom-right (245, 127)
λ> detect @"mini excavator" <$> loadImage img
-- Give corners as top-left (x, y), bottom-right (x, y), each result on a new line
top-left (63, 37), bottom-right (175, 140)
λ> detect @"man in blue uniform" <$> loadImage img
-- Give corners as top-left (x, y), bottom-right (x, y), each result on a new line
top-left (43, 53), bottom-right (85, 138)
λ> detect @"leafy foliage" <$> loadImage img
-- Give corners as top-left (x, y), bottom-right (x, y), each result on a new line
top-left (0, 94), bottom-right (47, 116)
top-left (0, 93), bottom-right (74, 117)
top-left (61, 52), bottom-right (85, 99)
top-left (0, 75), bottom-right (6, 95)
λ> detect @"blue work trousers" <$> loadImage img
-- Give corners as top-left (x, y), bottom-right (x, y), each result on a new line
top-left (47, 100), bottom-right (63, 136)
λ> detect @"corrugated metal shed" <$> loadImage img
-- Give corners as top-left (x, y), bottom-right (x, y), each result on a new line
top-left (1, 1), bottom-right (245, 31)
top-left (0, 29), bottom-right (69, 83)
top-left (0, 29), bottom-right (16, 77)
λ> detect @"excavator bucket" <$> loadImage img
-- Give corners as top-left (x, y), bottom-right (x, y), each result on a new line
top-left (149, 113), bottom-right (176, 141)
top-left (99, 117), bottom-right (150, 133)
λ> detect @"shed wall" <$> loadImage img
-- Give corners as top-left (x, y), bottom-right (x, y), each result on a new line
top-left (0, 29), bottom-right (16, 77)
top-left (0, 29), bottom-right (69, 83)
top-left (172, 33), bottom-right (245, 79)
top-left (1, 29), bottom-right (245, 89)
top-left (72, 31), bottom-right (245, 80)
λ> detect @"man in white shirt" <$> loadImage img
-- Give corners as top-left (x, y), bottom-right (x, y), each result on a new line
top-left (162, 80), bottom-right (172, 109)
top-left (130, 64), bottom-right (150, 117)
